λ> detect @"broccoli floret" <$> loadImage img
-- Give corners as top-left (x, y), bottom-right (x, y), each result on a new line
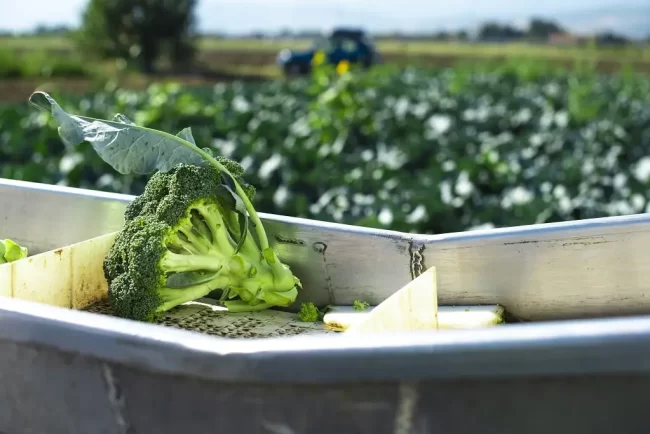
top-left (297, 302), bottom-right (320, 322)
top-left (124, 157), bottom-right (255, 222)
top-left (0, 239), bottom-right (28, 264)
top-left (104, 164), bottom-right (301, 322)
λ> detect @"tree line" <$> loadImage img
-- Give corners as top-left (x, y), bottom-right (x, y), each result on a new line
top-left (4, 1), bottom-right (644, 76)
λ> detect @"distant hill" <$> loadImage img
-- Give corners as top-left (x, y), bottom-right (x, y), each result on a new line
top-left (552, 5), bottom-right (650, 39)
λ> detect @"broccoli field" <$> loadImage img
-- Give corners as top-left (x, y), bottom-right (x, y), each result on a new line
top-left (2, 64), bottom-right (650, 235)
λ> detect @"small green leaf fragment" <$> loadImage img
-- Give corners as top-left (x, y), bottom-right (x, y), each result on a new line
top-left (1, 239), bottom-right (28, 263)
top-left (353, 300), bottom-right (370, 312)
top-left (297, 302), bottom-right (320, 322)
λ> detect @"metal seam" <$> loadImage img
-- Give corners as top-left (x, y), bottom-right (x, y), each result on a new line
top-left (408, 240), bottom-right (425, 280)
top-left (393, 382), bottom-right (420, 434)
top-left (101, 363), bottom-right (134, 434)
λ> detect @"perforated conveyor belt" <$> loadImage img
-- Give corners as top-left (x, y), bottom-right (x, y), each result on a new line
top-left (84, 298), bottom-right (335, 339)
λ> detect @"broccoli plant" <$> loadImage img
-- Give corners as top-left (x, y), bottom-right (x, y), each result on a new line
top-left (30, 91), bottom-right (301, 322)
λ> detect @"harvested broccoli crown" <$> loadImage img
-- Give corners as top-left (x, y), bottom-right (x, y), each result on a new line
top-left (29, 91), bottom-right (301, 323)
top-left (104, 163), bottom-right (300, 322)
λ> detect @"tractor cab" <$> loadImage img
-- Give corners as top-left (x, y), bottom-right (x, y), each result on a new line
top-left (277, 28), bottom-right (381, 76)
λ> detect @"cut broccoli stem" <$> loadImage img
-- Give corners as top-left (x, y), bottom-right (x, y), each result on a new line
top-left (167, 235), bottom-right (203, 255)
top-left (190, 211), bottom-right (213, 242)
top-left (177, 226), bottom-right (212, 254)
top-left (198, 206), bottom-right (235, 256)
top-left (159, 252), bottom-right (223, 273)
top-left (157, 275), bottom-right (230, 312)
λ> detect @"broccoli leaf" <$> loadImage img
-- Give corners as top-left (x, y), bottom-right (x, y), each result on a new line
top-left (176, 127), bottom-right (197, 145)
top-left (29, 91), bottom-right (206, 175)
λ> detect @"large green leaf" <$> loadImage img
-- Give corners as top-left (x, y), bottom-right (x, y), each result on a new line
top-left (29, 91), bottom-right (206, 175)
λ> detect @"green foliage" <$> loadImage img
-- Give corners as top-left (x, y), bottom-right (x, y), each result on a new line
top-left (76, 0), bottom-right (198, 73)
top-left (2, 65), bottom-right (650, 237)
top-left (0, 47), bottom-right (88, 78)
top-left (526, 18), bottom-right (564, 41)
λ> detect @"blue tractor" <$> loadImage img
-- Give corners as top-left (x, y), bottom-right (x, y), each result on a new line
top-left (276, 28), bottom-right (381, 76)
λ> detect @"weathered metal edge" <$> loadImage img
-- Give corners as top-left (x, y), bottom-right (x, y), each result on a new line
top-left (10, 176), bottom-right (650, 319)
top-left (2, 295), bottom-right (650, 384)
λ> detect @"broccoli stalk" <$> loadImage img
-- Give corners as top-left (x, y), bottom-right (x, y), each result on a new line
top-left (30, 91), bottom-right (302, 322)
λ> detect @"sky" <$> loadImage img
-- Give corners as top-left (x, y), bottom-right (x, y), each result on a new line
top-left (1, 0), bottom-right (648, 37)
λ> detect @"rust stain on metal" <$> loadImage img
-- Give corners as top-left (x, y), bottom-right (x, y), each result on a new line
top-left (505, 236), bottom-right (613, 248)
top-left (503, 240), bottom-right (543, 246)
top-left (274, 235), bottom-right (306, 247)
top-left (408, 240), bottom-right (425, 280)
top-left (561, 240), bottom-right (613, 247)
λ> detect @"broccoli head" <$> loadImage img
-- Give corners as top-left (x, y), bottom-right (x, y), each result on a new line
top-left (104, 163), bottom-right (301, 322)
